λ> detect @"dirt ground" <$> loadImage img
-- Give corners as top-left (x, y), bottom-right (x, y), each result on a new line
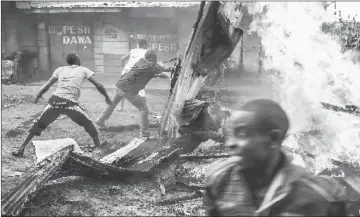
top-left (0, 82), bottom-right (199, 216)
top-left (1, 75), bottom-right (276, 216)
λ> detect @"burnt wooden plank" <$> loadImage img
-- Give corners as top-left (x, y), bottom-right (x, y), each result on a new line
top-left (100, 137), bottom-right (147, 164)
top-left (115, 136), bottom-right (207, 172)
top-left (321, 102), bottom-right (360, 116)
top-left (55, 151), bottom-right (149, 181)
top-left (122, 146), bottom-right (182, 172)
top-left (112, 139), bottom-right (165, 167)
top-left (1, 146), bottom-right (73, 216)
top-left (159, 2), bottom-right (244, 138)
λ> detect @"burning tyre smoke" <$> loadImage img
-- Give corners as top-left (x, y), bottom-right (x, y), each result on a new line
top-left (246, 2), bottom-right (360, 172)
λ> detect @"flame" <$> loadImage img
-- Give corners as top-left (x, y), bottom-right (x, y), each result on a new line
top-left (246, 2), bottom-right (360, 172)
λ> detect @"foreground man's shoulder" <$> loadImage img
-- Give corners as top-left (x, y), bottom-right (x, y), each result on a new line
top-left (205, 157), bottom-right (239, 186)
top-left (298, 172), bottom-right (347, 201)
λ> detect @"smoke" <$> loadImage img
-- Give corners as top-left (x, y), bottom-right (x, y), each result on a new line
top-left (246, 2), bottom-right (360, 172)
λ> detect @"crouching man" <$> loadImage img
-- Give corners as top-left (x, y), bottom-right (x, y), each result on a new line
top-left (12, 53), bottom-right (112, 157)
top-left (203, 99), bottom-right (347, 216)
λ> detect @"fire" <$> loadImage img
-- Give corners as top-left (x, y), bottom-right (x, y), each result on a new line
top-left (246, 2), bottom-right (360, 172)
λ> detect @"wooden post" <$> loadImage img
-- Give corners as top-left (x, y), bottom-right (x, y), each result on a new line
top-left (258, 40), bottom-right (263, 75)
top-left (239, 35), bottom-right (244, 76)
top-left (159, 1), bottom-right (245, 139)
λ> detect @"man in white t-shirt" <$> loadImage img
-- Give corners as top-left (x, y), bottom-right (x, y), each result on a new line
top-left (12, 53), bottom-right (112, 157)
top-left (117, 39), bottom-right (148, 111)
top-left (95, 39), bottom-right (147, 119)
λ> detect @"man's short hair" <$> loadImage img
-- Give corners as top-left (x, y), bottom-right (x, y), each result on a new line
top-left (66, 53), bottom-right (80, 65)
top-left (240, 99), bottom-right (290, 135)
top-left (138, 39), bottom-right (147, 47)
top-left (145, 50), bottom-right (157, 63)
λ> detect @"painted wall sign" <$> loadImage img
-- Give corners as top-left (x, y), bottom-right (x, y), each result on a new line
top-left (101, 25), bottom-right (128, 55)
top-left (129, 33), bottom-right (179, 52)
top-left (48, 25), bottom-right (92, 44)
top-left (104, 29), bottom-right (118, 40)
top-left (129, 34), bottom-right (178, 41)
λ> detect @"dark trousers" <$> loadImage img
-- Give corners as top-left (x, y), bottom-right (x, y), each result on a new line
top-left (29, 95), bottom-right (98, 139)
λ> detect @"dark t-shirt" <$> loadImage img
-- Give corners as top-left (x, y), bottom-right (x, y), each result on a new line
top-left (116, 58), bottom-right (164, 94)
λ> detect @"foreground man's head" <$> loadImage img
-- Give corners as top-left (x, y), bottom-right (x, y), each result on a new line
top-left (224, 99), bottom-right (289, 169)
top-left (204, 99), bottom-right (348, 216)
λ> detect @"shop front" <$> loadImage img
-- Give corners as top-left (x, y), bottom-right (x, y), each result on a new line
top-left (44, 13), bottom-right (96, 72)
top-left (128, 18), bottom-right (180, 66)
top-left (12, 2), bottom-right (198, 77)
top-left (45, 10), bottom-right (181, 74)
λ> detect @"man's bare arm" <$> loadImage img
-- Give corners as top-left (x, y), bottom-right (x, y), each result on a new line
top-left (88, 76), bottom-right (112, 105)
top-left (35, 77), bottom-right (57, 103)
top-left (121, 51), bottom-right (131, 68)
top-left (162, 66), bottom-right (173, 72)
top-left (153, 64), bottom-right (173, 78)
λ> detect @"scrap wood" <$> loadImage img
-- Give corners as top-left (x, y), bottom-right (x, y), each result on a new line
top-left (1, 144), bottom-right (152, 216)
top-left (54, 151), bottom-right (149, 181)
top-left (156, 190), bottom-right (203, 205)
top-left (179, 153), bottom-right (230, 160)
top-left (1, 145), bottom-right (74, 216)
top-left (100, 137), bottom-right (148, 164)
top-left (321, 102), bottom-right (360, 116)
top-left (159, 1), bottom-right (244, 138)
top-left (127, 147), bottom-right (182, 172)
top-left (98, 123), bottom-right (160, 132)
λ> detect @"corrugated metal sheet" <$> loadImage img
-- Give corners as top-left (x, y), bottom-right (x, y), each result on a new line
top-left (1, 146), bottom-right (74, 216)
top-left (16, 1), bottom-right (200, 10)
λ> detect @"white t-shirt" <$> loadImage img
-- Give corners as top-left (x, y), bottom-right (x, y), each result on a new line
top-left (122, 48), bottom-right (147, 97)
top-left (122, 48), bottom-right (147, 75)
top-left (51, 65), bottom-right (94, 103)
